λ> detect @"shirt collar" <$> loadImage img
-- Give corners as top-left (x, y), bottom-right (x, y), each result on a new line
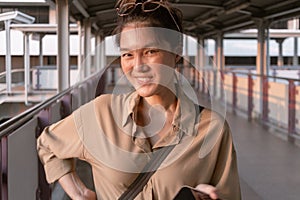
top-left (121, 86), bottom-right (197, 136)
top-left (172, 87), bottom-right (197, 136)
top-left (122, 91), bottom-right (140, 127)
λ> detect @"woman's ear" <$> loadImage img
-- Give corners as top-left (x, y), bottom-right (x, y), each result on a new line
top-left (174, 45), bottom-right (182, 63)
top-left (175, 54), bottom-right (182, 63)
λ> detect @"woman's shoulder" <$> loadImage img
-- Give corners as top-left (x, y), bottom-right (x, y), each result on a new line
top-left (197, 106), bottom-right (226, 122)
top-left (93, 93), bottom-right (112, 105)
top-left (196, 105), bottom-right (229, 131)
top-left (93, 93), bottom-right (132, 107)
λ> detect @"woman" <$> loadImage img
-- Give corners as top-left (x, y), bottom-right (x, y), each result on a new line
top-left (37, 0), bottom-right (241, 199)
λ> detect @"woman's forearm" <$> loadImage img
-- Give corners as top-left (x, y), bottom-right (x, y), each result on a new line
top-left (58, 172), bottom-right (96, 200)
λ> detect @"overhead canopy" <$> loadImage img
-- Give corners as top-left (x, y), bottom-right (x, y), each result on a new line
top-left (10, 23), bottom-right (78, 34)
top-left (0, 11), bottom-right (35, 24)
top-left (68, 0), bottom-right (300, 38)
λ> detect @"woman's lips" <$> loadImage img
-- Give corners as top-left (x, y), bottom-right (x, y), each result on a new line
top-left (134, 76), bottom-right (154, 85)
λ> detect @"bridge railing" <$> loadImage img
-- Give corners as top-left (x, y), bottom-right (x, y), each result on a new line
top-left (0, 69), bottom-right (105, 200)
top-left (191, 68), bottom-right (300, 141)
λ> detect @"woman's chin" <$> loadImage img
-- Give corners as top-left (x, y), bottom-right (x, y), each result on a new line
top-left (135, 84), bottom-right (157, 97)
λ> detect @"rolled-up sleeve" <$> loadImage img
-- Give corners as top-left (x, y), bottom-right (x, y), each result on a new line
top-left (37, 114), bottom-right (84, 183)
top-left (211, 121), bottom-right (241, 200)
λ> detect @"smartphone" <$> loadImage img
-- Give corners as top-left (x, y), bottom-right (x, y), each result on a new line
top-left (173, 186), bottom-right (212, 200)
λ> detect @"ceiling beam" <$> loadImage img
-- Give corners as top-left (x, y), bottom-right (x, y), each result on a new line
top-left (171, 2), bottom-right (223, 9)
top-left (265, 0), bottom-right (299, 11)
top-left (265, 7), bottom-right (300, 20)
top-left (72, 0), bottom-right (89, 18)
top-left (188, 1), bottom-right (251, 31)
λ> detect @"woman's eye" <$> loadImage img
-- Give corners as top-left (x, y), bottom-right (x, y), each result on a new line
top-left (121, 53), bottom-right (132, 58)
top-left (145, 49), bottom-right (159, 55)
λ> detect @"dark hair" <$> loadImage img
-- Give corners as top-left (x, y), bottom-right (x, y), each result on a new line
top-left (113, 0), bottom-right (183, 49)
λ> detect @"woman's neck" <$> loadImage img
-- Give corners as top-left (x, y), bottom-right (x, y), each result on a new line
top-left (144, 88), bottom-right (177, 111)
top-left (136, 87), bottom-right (178, 127)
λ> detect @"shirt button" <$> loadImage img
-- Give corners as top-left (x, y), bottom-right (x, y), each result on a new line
top-left (173, 126), bottom-right (179, 132)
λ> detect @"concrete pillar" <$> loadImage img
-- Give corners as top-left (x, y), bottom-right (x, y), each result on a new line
top-left (95, 33), bottom-right (100, 72)
top-left (94, 32), bottom-right (106, 72)
top-left (293, 37), bottom-right (298, 66)
top-left (197, 36), bottom-right (206, 68)
top-left (256, 20), bottom-right (269, 76)
top-left (100, 34), bottom-right (106, 70)
top-left (199, 37), bottom-right (206, 90)
top-left (215, 32), bottom-right (224, 98)
top-left (255, 19), bottom-right (270, 121)
top-left (5, 20), bottom-right (12, 94)
top-left (39, 34), bottom-right (44, 68)
top-left (56, 0), bottom-right (70, 92)
top-left (77, 20), bottom-right (83, 81)
top-left (36, 34), bottom-right (45, 90)
top-left (196, 36), bottom-right (204, 89)
top-left (183, 35), bottom-right (191, 82)
top-left (213, 38), bottom-right (218, 97)
top-left (83, 18), bottom-right (92, 78)
top-left (24, 32), bottom-right (30, 105)
top-left (275, 38), bottom-right (285, 67)
top-left (197, 37), bottom-right (206, 92)
top-left (266, 28), bottom-right (270, 74)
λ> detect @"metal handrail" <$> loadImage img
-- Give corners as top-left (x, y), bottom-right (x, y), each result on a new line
top-left (0, 69), bottom-right (34, 93)
top-left (0, 69), bottom-right (27, 80)
top-left (0, 70), bottom-right (103, 137)
top-left (222, 69), bottom-right (300, 82)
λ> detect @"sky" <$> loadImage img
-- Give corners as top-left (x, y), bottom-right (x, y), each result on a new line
top-left (0, 29), bottom-right (299, 57)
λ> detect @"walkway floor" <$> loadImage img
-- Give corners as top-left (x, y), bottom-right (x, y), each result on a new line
top-left (199, 95), bottom-right (300, 200)
top-left (52, 91), bottom-right (300, 200)
top-left (227, 109), bottom-right (300, 200)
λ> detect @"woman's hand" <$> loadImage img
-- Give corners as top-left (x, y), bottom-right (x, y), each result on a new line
top-left (58, 172), bottom-right (96, 200)
top-left (76, 188), bottom-right (96, 200)
top-left (195, 184), bottom-right (219, 199)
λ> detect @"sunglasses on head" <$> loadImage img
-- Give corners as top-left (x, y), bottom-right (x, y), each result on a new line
top-left (116, 0), bottom-right (181, 32)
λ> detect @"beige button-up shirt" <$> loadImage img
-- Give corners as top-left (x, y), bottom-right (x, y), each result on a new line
top-left (37, 88), bottom-right (241, 200)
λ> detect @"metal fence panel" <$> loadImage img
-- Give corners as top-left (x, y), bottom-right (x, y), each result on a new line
top-left (8, 117), bottom-right (38, 200)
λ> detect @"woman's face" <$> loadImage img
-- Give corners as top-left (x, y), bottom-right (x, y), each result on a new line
top-left (120, 25), bottom-right (179, 97)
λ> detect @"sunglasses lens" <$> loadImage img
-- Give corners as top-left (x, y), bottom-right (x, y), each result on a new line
top-left (118, 3), bottom-right (136, 15)
top-left (143, 2), bottom-right (160, 12)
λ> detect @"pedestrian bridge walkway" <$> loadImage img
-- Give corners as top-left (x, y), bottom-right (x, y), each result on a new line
top-left (1, 70), bottom-right (300, 200)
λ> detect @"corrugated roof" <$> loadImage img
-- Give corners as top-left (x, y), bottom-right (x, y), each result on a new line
top-left (68, 0), bottom-right (300, 38)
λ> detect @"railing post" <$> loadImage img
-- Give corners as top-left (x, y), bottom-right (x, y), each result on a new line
top-left (36, 109), bottom-right (51, 200)
top-left (35, 68), bottom-right (41, 89)
top-left (191, 67), bottom-right (195, 87)
top-left (232, 72), bottom-right (237, 114)
top-left (248, 73), bottom-right (253, 121)
top-left (207, 70), bottom-right (211, 98)
top-left (288, 80), bottom-right (296, 138)
top-left (60, 93), bottom-right (72, 119)
top-left (5, 20), bottom-right (12, 95)
top-left (0, 137), bottom-right (8, 200)
top-left (262, 75), bottom-right (269, 122)
top-left (195, 69), bottom-right (199, 90)
top-left (202, 70), bottom-right (206, 94)
top-left (110, 67), bottom-right (115, 86)
top-left (213, 70), bottom-right (217, 97)
top-left (220, 70), bottom-right (224, 101)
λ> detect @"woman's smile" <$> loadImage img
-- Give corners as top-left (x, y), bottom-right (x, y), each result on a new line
top-left (133, 75), bottom-right (154, 85)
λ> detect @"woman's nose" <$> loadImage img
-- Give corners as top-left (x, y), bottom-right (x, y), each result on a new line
top-left (133, 55), bottom-right (149, 72)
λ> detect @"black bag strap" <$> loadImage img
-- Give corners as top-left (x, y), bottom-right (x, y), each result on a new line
top-left (118, 144), bottom-right (175, 200)
top-left (118, 105), bottom-right (204, 200)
